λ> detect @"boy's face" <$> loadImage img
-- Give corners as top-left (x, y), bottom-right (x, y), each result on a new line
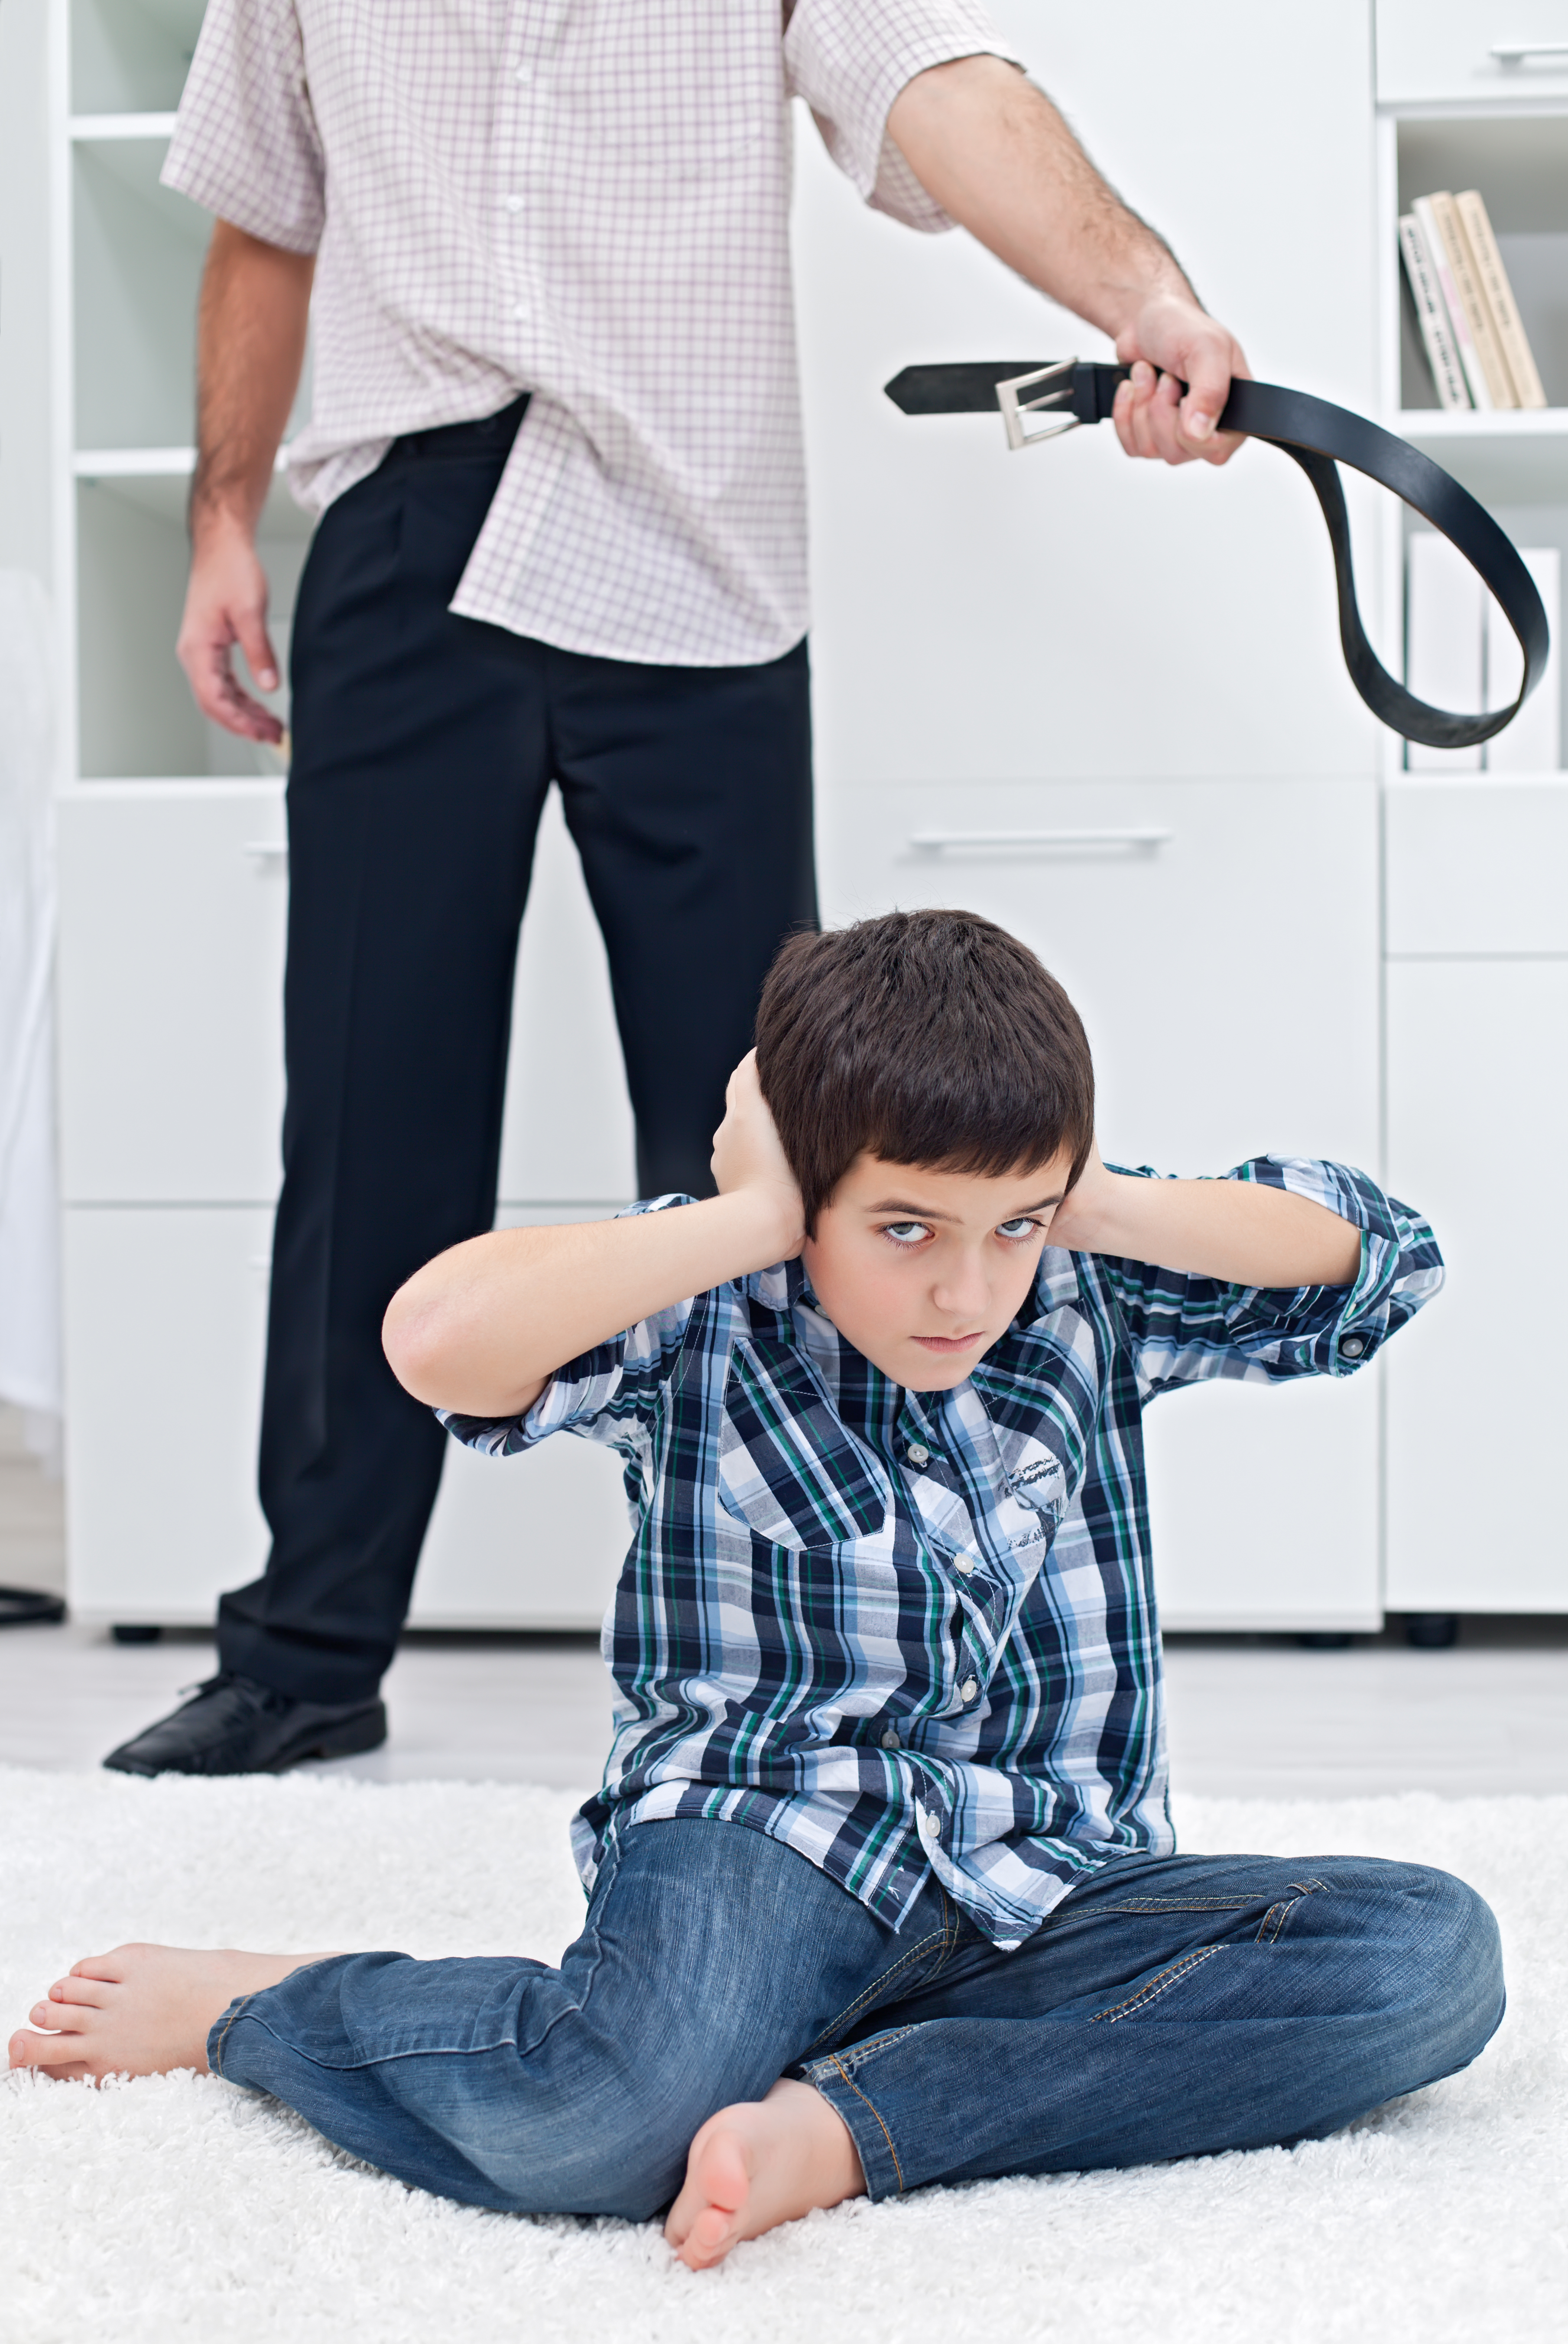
top-left (802, 1149), bottom-right (1076, 1391)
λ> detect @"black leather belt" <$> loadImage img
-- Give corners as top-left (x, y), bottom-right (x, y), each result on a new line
top-left (883, 359), bottom-right (1549, 752)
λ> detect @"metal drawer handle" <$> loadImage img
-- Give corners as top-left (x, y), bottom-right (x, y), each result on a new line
top-left (1490, 42), bottom-right (1568, 60)
top-left (909, 827), bottom-right (1174, 853)
top-left (244, 841), bottom-right (289, 859)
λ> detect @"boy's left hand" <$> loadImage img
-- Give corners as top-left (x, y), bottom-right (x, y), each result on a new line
top-left (710, 1052), bottom-right (806, 1260)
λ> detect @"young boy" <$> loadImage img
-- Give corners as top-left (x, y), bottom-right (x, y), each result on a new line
top-left (11, 911), bottom-right (1502, 2269)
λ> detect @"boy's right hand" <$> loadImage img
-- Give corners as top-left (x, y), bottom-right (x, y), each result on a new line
top-left (711, 1052), bottom-right (806, 1260)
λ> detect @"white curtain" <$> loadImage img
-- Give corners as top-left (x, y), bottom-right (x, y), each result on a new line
top-left (0, 569), bottom-right (62, 1457)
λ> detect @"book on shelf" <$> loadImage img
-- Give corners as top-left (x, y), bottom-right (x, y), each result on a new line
top-left (1398, 214), bottom-right (1470, 412)
top-left (1412, 192), bottom-right (1503, 409)
top-left (1403, 189), bottom-right (1548, 412)
top-left (1455, 188), bottom-right (1547, 410)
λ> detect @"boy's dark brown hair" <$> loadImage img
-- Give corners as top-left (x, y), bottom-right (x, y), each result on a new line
top-left (754, 909), bottom-right (1095, 1231)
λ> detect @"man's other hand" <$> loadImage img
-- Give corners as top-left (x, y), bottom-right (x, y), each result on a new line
top-left (176, 522), bottom-right (286, 743)
top-left (1112, 292), bottom-right (1249, 467)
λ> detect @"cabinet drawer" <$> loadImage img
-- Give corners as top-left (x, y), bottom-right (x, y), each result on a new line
top-left (57, 782), bottom-right (635, 1204)
top-left (818, 778), bottom-right (1380, 1175)
top-left (1385, 779), bottom-right (1568, 957)
top-left (1376, 1), bottom-right (1568, 102)
top-left (1385, 959), bottom-right (1568, 1611)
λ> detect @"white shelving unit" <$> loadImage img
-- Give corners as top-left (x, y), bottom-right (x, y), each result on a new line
top-left (1373, 5), bottom-right (1568, 1617)
top-left (23, 0), bottom-right (1564, 1636)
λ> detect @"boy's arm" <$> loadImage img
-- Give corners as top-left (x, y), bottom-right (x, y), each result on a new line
top-left (383, 1056), bottom-right (803, 1419)
top-left (1049, 1145), bottom-right (1362, 1288)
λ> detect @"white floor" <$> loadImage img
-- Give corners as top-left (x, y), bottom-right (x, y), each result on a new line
top-left (4, 1406), bottom-right (1567, 1796)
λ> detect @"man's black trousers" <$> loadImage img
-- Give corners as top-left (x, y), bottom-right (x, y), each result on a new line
top-left (217, 406), bottom-right (817, 1703)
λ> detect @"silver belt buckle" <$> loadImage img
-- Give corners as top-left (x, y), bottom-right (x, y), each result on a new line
top-left (996, 359), bottom-right (1080, 452)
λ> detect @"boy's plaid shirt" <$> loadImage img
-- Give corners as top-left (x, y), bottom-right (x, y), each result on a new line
top-left (443, 1159), bottom-right (1441, 1947)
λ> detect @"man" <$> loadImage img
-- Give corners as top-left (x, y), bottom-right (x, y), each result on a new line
top-left (106, 0), bottom-right (1247, 1778)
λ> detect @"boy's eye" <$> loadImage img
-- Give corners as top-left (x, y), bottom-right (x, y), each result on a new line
top-left (881, 1221), bottom-right (932, 1246)
top-left (995, 1217), bottom-right (1040, 1240)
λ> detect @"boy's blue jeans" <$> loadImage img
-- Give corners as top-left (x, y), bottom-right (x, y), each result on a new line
top-left (208, 1820), bottom-right (1503, 2218)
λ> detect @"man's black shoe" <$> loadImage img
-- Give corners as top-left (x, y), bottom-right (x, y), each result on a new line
top-left (103, 1672), bottom-right (387, 1777)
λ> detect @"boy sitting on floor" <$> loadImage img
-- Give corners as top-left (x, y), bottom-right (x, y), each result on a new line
top-left (10, 910), bottom-right (1502, 2269)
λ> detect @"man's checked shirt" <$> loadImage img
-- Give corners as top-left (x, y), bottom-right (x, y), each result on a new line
top-left (162, 0), bottom-right (1012, 666)
top-left (444, 1158), bottom-right (1442, 1949)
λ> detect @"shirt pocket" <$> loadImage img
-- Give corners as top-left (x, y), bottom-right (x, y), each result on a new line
top-left (716, 1341), bottom-right (889, 1553)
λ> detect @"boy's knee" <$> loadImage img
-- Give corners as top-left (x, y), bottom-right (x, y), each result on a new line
top-left (1364, 1861), bottom-right (1504, 2070)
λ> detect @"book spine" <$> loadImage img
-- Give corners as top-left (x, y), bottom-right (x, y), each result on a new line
top-left (1456, 188), bottom-right (1548, 410)
top-left (1398, 214), bottom-right (1471, 412)
top-left (1411, 196), bottom-right (1491, 412)
top-left (1427, 189), bottom-right (1516, 408)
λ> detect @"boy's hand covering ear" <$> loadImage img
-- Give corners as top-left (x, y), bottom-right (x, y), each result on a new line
top-left (711, 1052), bottom-right (807, 1261)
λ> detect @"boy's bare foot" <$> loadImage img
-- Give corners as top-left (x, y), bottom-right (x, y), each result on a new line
top-left (665, 2078), bottom-right (867, 2270)
top-left (7, 1944), bottom-right (339, 2083)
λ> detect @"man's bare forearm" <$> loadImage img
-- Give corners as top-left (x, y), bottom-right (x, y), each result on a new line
top-left (888, 56), bottom-right (1185, 340)
top-left (189, 221), bottom-right (314, 547)
top-left (887, 55), bottom-right (1248, 460)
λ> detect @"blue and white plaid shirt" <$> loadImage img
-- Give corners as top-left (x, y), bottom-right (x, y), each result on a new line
top-left (443, 1159), bottom-right (1441, 1948)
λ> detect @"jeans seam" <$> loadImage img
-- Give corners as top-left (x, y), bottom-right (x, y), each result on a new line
top-left (208, 1992), bottom-right (256, 2074)
top-left (1091, 1943), bottom-right (1221, 2023)
top-left (824, 2053), bottom-right (906, 2195)
top-left (797, 1925), bottom-right (951, 2057)
top-left (1100, 1898), bottom-right (1271, 1913)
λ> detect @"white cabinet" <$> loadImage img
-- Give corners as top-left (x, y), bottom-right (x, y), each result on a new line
top-left (1385, 958), bottom-right (1568, 1612)
top-left (1376, 1), bottom-right (1568, 104)
top-left (58, 781), bottom-right (636, 1629)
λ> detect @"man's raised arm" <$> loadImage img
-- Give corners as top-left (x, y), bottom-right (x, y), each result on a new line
top-left (175, 220), bottom-right (315, 743)
top-left (887, 55), bottom-right (1248, 468)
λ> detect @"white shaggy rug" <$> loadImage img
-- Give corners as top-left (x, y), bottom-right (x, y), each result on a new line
top-left (2, 1768), bottom-right (1564, 2344)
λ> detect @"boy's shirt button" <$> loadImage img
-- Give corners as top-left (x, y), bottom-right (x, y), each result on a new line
top-left (881, 1728), bottom-right (901, 1750)
top-left (1340, 1334), bottom-right (1367, 1358)
top-left (953, 1555), bottom-right (975, 1575)
top-left (920, 1809), bottom-right (941, 1840)
top-left (960, 1677), bottom-right (979, 1702)
top-left (906, 1442), bottom-right (930, 1467)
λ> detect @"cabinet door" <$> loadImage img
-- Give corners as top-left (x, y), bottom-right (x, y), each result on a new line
top-left (1376, 1), bottom-right (1568, 103)
top-left (1386, 960), bottom-right (1568, 1611)
top-left (1385, 779), bottom-right (1568, 957)
top-left (62, 1204), bottom-right (629, 1629)
top-left (58, 785), bottom-right (289, 1205)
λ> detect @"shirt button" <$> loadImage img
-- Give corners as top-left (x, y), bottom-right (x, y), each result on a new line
top-left (514, 62), bottom-right (534, 82)
top-left (504, 194), bottom-right (524, 213)
top-left (920, 1810), bottom-right (941, 1841)
top-left (906, 1442), bottom-right (930, 1468)
top-left (954, 1555), bottom-right (975, 1576)
top-left (511, 301), bottom-right (532, 322)
top-left (881, 1728), bottom-right (900, 1751)
top-left (960, 1677), bottom-right (978, 1702)
top-left (1341, 1334), bottom-right (1367, 1359)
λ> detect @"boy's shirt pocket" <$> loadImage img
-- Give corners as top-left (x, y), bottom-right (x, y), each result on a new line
top-left (716, 1340), bottom-right (891, 1553)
